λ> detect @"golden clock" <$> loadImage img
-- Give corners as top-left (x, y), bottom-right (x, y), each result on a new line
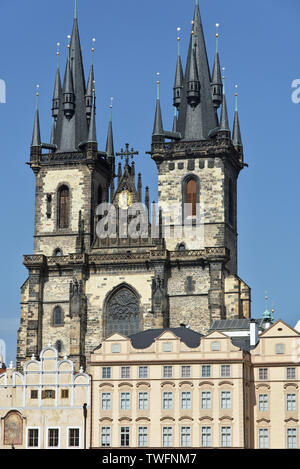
top-left (118, 190), bottom-right (133, 210)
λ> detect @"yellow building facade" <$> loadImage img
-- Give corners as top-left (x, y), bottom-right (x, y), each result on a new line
top-left (89, 320), bottom-right (300, 449)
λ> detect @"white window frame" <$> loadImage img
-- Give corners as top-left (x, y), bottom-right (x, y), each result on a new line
top-left (201, 391), bottom-right (212, 410)
top-left (163, 342), bottom-right (173, 352)
top-left (120, 392), bottom-right (131, 410)
top-left (220, 365), bottom-right (231, 378)
top-left (181, 365), bottom-right (191, 378)
top-left (201, 426), bottom-right (212, 448)
top-left (46, 427), bottom-right (60, 449)
top-left (138, 426), bottom-right (148, 448)
top-left (258, 394), bottom-right (269, 412)
top-left (138, 366), bottom-right (148, 379)
top-left (120, 426), bottom-right (130, 447)
top-left (101, 426), bottom-right (111, 447)
top-left (258, 428), bottom-right (269, 449)
top-left (181, 391), bottom-right (191, 410)
top-left (26, 427), bottom-right (40, 449)
top-left (162, 426), bottom-right (173, 447)
top-left (221, 426), bottom-right (232, 448)
top-left (67, 427), bottom-right (81, 449)
top-left (163, 366), bottom-right (173, 378)
top-left (101, 392), bottom-right (111, 410)
top-left (102, 367), bottom-right (112, 379)
top-left (121, 366), bottom-right (130, 379)
top-left (287, 428), bottom-right (297, 449)
top-left (181, 426), bottom-right (191, 447)
top-left (201, 365), bottom-right (211, 378)
top-left (138, 392), bottom-right (149, 410)
top-left (221, 391), bottom-right (232, 409)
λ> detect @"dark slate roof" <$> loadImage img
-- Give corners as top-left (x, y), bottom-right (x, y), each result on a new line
top-left (209, 318), bottom-right (263, 332)
top-left (129, 327), bottom-right (203, 350)
top-left (231, 336), bottom-right (251, 352)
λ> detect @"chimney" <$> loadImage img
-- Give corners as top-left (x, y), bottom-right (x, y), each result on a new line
top-left (250, 319), bottom-right (259, 347)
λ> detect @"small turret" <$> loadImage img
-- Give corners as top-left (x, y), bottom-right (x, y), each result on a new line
top-left (87, 88), bottom-right (97, 145)
top-left (211, 24), bottom-right (223, 111)
top-left (232, 86), bottom-right (243, 147)
top-left (219, 70), bottom-right (230, 134)
top-left (31, 86), bottom-right (41, 149)
top-left (152, 74), bottom-right (164, 138)
top-left (52, 42), bottom-right (62, 120)
top-left (63, 48), bottom-right (75, 120)
top-left (173, 28), bottom-right (184, 109)
top-left (86, 39), bottom-right (96, 122)
top-left (137, 173), bottom-right (142, 203)
top-left (187, 30), bottom-right (200, 109)
top-left (106, 98), bottom-right (115, 173)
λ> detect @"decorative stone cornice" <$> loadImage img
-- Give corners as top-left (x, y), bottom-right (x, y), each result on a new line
top-left (199, 381), bottom-right (214, 387)
top-left (219, 416), bottom-right (234, 421)
top-left (136, 417), bottom-right (151, 422)
top-left (284, 383), bottom-right (298, 389)
top-left (99, 417), bottom-right (113, 422)
top-left (256, 418), bottom-right (270, 424)
top-left (160, 416), bottom-right (175, 422)
top-left (179, 416), bottom-right (194, 422)
top-left (256, 384), bottom-right (271, 390)
top-left (118, 417), bottom-right (132, 422)
top-left (136, 382), bottom-right (151, 388)
top-left (99, 383), bottom-right (114, 388)
top-left (219, 381), bottom-right (234, 387)
top-left (179, 381), bottom-right (194, 388)
top-left (118, 382), bottom-right (133, 388)
top-left (199, 416), bottom-right (213, 421)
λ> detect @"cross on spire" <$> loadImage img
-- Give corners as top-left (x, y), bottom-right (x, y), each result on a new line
top-left (116, 143), bottom-right (139, 166)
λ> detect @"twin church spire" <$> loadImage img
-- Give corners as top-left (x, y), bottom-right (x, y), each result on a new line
top-left (153, 1), bottom-right (243, 147)
top-left (31, 3), bottom-right (114, 160)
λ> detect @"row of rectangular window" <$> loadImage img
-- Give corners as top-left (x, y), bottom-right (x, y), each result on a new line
top-left (111, 342), bottom-right (289, 354)
top-left (258, 393), bottom-right (297, 412)
top-left (104, 366), bottom-right (297, 380)
top-left (258, 367), bottom-right (296, 380)
top-left (102, 365), bottom-right (231, 380)
top-left (259, 428), bottom-right (297, 449)
top-left (27, 427), bottom-right (79, 448)
top-left (30, 389), bottom-right (69, 399)
top-left (102, 391), bottom-right (232, 411)
top-left (101, 426), bottom-right (233, 448)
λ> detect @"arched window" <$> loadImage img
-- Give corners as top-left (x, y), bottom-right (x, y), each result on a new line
top-left (53, 306), bottom-right (63, 326)
top-left (58, 186), bottom-right (69, 229)
top-left (186, 178), bottom-right (197, 217)
top-left (54, 248), bottom-right (62, 257)
top-left (104, 287), bottom-right (140, 338)
top-left (55, 340), bottom-right (63, 353)
top-left (228, 179), bottom-right (234, 226)
top-left (178, 243), bottom-right (186, 252)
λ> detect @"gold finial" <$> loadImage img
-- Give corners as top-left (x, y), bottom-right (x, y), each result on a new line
top-left (67, 34), bottom-right (71, 49)
top-left (35, 84), bottom-right (40, 110)
top-left (91, 37), bottom-right (96, 53)
top-left (36, 84), bottom-right (40, 97)
top-left (177, 27), bottom-right (181, 42)
top-left (57, 42), bottom-right (60, 56)
top-left (110, 97), bottom-right (114, 110)
top-left (216, 23), bottom-right (220, 38)
top-left (156, 72), bottom-right (160, 100)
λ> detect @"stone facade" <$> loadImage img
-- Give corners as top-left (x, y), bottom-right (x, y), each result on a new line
top-left (16, 3), bottom-right (251, 372)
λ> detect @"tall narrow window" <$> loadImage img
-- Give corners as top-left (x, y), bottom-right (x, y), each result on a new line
top-left (53, 306), bottom-right (63, 326)
top-left (186, 178), bottom-right (197, 217)
top-left (58, 186), bottom-right (69, 229)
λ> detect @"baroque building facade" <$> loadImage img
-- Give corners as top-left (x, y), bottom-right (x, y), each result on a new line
top-left (89, 319), bottom-right (300, 450)
top-left (17, 1), bottom-right (251, 371)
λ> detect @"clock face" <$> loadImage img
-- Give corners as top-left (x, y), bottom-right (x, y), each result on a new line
top-left (118, 190), bottom-right (133, 210)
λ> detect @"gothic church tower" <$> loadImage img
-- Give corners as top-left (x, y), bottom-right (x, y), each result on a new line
top-left (17, 1), bottom-right (250, 371)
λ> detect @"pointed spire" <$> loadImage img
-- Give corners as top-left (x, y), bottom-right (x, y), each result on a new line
top-left (118, 162), bottom-right (122, 183)
top-left (187, 29), bottom-right (200, 109)
top-left (55, 12), bottom-right (88, 152)
top-left (86, 38), bottom-right (96, 121)
top-left (87, 88), bottom-right (97, 144)
top-left (232, 85), bottom-right (243, 147)
top-left (153, 74), bottom-right (164, 136)
top-left (219, 70), bottom-right (230, 132)
top-left (106, 98), bottom-right (115, 157)
top-left (52, 42), bottom-right (62, 121)
top-left (145, 187), bottom-right (150, 215)
top-left (173, 27), bottom-right (184, 109)
top-left (177, 2), bottom-right (218, 140)
top-left (211, 24), bottom-right (223, 111)
top-left (31, 85), bottom-right (41, 147)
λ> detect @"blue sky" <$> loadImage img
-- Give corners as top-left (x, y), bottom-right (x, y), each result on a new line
top-left (0, 0), bottom-right (299, 364)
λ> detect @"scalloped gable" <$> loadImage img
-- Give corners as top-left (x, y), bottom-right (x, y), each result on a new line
top-left (259, 320), bottom-right (300, 338)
